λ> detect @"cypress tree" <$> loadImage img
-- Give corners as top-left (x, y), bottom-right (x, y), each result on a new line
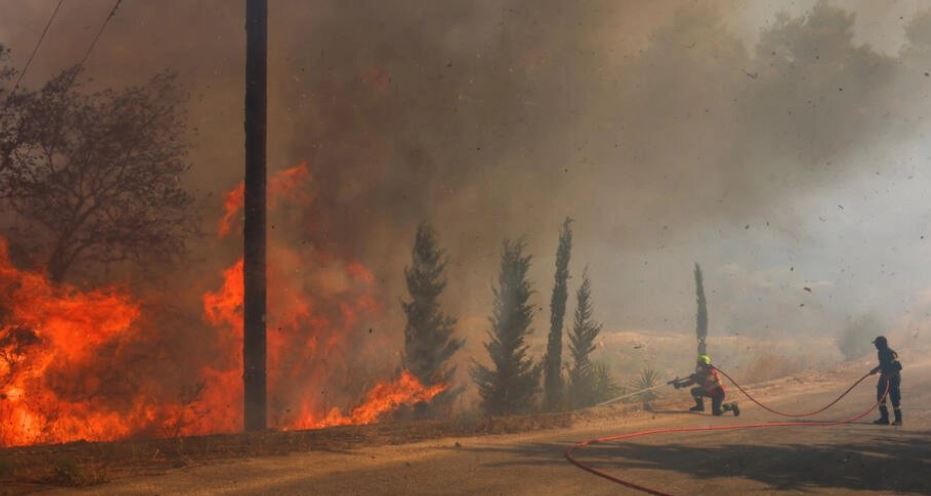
top-left (568, 269), bottom-right (602, 408)
top-left (694, 263), bottom-right (708, 356)
top-left (472, 240), bottom-right (541, 415)
top-left (402, 223), bottom-right (464, 415)
top-left (544, 218), bottom-right (572, 410)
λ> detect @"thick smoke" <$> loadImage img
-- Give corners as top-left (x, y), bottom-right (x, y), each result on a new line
top-left (3, 1), bottom-right (931, 372)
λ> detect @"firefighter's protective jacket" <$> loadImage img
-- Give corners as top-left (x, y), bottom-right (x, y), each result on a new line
top-left (877, 348), bottom-right (902, 375)
top-left (682, 366), bottom-right (725, 393)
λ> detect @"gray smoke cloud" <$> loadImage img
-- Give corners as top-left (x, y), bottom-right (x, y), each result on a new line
top-left (3, 0), bottom-right (931, 355)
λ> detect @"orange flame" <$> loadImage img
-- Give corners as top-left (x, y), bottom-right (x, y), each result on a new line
top-left (217, 183), bottom-right (245, 238)
top-left (0, 160), bottom-right (444, 447)
top-left (296, 371), bottom-right (447, 429)
top-left (217, 161), bottom-right (312, 237)
top-left (0, 238), bottom-right (145, 446)
top-left (203, 162), bottom-right (432, 432)
top-left (200, 247), bottom-right (386, 431)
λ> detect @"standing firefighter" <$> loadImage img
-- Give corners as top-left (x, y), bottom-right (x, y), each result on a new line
top-left (672, 355), bottom-right (740, 416)
top-left (870, 336), bottom-right (903, 426)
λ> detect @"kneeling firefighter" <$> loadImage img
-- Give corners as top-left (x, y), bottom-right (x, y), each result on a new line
top-left (671, 355), bottom-right (740, 416)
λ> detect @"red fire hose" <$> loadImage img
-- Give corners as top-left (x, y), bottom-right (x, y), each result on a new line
top-left (565, 369), bottom-right (889, 496)
top-left (714, 368), bottom-right (874, 418)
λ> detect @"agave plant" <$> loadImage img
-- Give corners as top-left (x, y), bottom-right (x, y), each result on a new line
top-left (629, 366), bottom-right (661, 410)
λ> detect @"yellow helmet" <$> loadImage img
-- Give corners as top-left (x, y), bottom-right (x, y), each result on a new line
top-left (697, 354), bottom-right (712, 366)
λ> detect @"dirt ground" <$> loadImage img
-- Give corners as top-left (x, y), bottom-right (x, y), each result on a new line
top-left (26, 359), bottom-right (929, 496)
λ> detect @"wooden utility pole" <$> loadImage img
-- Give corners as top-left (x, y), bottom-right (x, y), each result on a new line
top-left (243, 0), bottom-right (267, 432)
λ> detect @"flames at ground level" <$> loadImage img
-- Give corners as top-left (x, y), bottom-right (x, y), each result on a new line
top-left (0, 163), bottom-right (447, 448)
top-left (0, 244), bottom-right (445, 446)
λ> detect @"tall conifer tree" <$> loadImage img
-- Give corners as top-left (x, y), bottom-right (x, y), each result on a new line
top-left (402, 223), bottom-right (463, 414)
top-left (544, 218), bottom-right (572, 410)
top-left (472, 240), bottom-right (541, 415)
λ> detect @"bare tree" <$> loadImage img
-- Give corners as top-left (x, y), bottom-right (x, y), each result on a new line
top-left (0, 44), bottom-right (18, 173)
top-left (0, 325), bottom-right (39, 393)
top-left (1, 67), bottom-right (197, 282)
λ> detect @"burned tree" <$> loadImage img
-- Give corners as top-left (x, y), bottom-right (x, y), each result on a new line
top-left (0, 67), bottom-right (196, 282)
top-left (543, 217), bottom-right (572, 411)
top-left (472, 240), bottom-right (541, 415)
top-left (0, 44), bottom-right (17, 173)
top-left (694, 263), bottom-right (708, 356)
top-left (0, 325), bottom-right (39, 393)
top-left (401, 223), bottom-right (463, 415)
top-left (567, 269), bottom-right (602, 408)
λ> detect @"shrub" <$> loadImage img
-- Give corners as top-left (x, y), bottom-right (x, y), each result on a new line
top-left (47, 457), bottom-right (108, 487)
top-left (591, 361), bottom-right (622, 404)
top-left (629, 366), bottom-right (661, 409)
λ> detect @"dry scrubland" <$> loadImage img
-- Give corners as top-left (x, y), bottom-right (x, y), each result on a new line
top-left (3, 328), bottom-right (927, 495)
top-left (549, 327), bottom-right (926, 390)
top-left (454, 326), bottom-right (912, 412)
top-left (594, 330), bottom-right (841, 385)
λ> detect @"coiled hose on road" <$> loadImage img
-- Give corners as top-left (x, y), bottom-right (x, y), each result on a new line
top-left (565, 369), bottom-right (887, 496)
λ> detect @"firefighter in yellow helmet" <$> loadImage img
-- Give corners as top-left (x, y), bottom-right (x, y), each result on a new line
top-left (672, 355), bottom-right (740, 416)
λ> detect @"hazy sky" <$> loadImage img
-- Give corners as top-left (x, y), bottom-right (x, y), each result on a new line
top-left (3, 0), bottom-right (931, 347)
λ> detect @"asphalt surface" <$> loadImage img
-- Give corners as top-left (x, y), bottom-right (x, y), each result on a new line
top-left (50, 360), bottom-right (931, 496)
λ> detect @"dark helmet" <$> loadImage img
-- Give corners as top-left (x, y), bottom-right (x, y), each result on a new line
top-left (872, 336), bottom-right (888, 348)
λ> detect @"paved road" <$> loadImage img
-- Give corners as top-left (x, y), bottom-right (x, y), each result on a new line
top-left (55, 361), bottom-right (931, 495)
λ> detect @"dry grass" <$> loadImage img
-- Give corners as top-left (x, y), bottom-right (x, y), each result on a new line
top-left (0, 412), bottom-right (571, 493)
top-left (0, 330), bottom-right (869, 495)
top-left (45, 457), bottom-right (110, 487)
top-left (734, 351), bottom-right (809, 384)
top-left (592, 329), bottom-right (841, 386)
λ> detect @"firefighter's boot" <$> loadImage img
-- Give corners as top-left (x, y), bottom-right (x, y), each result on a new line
top-left (893, 408), bottom-right (903, 426)
top-left (729, 402), bottom-right (741, 417)
top-left (689, 397), bottom-right (704, 412)
top-left (873, 405), bottom-right (890, 425)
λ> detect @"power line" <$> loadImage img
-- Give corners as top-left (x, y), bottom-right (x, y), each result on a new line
top-left (79, 0), bottom-right (123, 67)
top-left (4, 0), bottom-right (65, 104)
